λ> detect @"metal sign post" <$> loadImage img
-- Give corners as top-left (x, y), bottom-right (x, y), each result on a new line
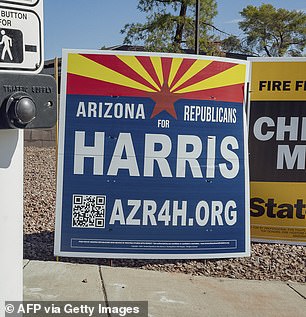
top-left (0, 129), bottom-right (23, 315)
top-left (0, 1), bottom-right (45, 315)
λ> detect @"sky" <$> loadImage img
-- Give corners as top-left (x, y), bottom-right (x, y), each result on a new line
top-left (43, 0), bottom-right (306, 60)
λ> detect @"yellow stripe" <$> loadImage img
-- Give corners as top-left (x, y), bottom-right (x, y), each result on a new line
top-left (168, 58), bottom-right (183, 87)
top-left (250, 181), bottom-right (306, 227)
top-left (67, 53), bottom-right (156, 92)
top-left (117, 55), bottom-right (160, 91)
top-left (250, 181), bottom-right (306, 242)
top-left (251, 61), bottom-right (306, 101)
top-left (175, 64), bottom-right (246, 93)
top-left (150, 56), bottom-right (163, 87)
top-left (170, 59), bottom-right (212, 92)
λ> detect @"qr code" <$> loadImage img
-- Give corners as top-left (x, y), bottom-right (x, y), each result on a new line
top-left (72, 195), bottom-right (106, 228)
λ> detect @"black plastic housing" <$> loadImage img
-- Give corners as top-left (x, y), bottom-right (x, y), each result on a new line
top-left (0, 73), bottom-right (57, 129)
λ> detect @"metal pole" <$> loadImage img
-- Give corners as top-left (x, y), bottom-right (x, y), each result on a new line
top-left (0, 130), bottom-right (24, 315)
top-left (54, 57), bottom-right (59, 144)
top-left (195, 0), bottom-right (200, 54)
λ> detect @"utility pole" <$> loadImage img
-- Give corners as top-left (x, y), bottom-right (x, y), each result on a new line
top-left (195, 0), bottom-right (200, 54)
top-left (0, 1), bottom-right (56, 315)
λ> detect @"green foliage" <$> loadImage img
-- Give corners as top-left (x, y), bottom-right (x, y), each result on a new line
top-left (237, 4), bottom-right (306, 57)
top-left (221, 35), bottom-right (244, 54)
top-left (121, 0), bottom-right (219, 54)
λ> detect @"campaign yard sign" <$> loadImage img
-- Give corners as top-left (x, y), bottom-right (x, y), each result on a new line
top-left (55, 50), bottom-right (250, 259)
top-left (248, 58), bottom-right (306, 245)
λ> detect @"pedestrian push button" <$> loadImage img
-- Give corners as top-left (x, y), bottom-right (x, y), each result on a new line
top-left (6, 92), bottom-right (36, 128)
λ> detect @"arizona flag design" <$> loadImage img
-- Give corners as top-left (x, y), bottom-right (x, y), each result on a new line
top-left (66, 52), bottom-right (246, 118)
top-left (55, 50), bottom-right (250, 260)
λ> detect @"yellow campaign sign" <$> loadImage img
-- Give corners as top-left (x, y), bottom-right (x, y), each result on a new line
top-left (250, 60), bottom-right (306, 101)
top-left (248, 58), bottom-right (306, 245)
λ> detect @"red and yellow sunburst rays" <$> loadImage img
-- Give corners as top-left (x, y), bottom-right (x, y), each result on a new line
top-left (66, 53), bottom-right (246, 119)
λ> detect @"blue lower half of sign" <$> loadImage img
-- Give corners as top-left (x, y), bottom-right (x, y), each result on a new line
top-left (56, 94), bottom-right (249, 258)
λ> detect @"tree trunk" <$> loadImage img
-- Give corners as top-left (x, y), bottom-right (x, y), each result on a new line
top-left (173, 1), bottom-right (188, 48)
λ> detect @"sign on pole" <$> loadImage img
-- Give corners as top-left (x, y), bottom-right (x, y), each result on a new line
top-left (0, 0), bottom-right (45, 312)
top-left (55, 50), bottom-right (250, 259)
top-left (248, 57), bottom-right (306, 245)
top-left (0, 0), bottom-right (43, 73)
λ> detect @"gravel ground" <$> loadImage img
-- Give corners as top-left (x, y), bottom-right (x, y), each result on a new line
top-left (24, 146), bottom-right (306, 283)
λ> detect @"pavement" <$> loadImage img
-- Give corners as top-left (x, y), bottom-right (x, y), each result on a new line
top-left (23, 260), bottom-right (305, 317)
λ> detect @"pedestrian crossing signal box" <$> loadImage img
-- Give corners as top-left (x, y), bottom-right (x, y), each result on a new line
top-left (0, 73), bottom-right (57, 129)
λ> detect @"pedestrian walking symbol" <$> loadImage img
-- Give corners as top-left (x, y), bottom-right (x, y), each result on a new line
top-left (0, 30), bottom-right (13, 60)
top-left (0, 28), bottom-right (23, 63)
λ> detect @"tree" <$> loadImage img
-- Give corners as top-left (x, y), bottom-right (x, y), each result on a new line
top-left (222, 4), bottom-right (306, 57)
top-left (121, 0), bottom-right (220, 54)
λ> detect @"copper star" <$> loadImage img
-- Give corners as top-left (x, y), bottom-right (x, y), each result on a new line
top-left (147, 82), bottom-right (181, 119)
